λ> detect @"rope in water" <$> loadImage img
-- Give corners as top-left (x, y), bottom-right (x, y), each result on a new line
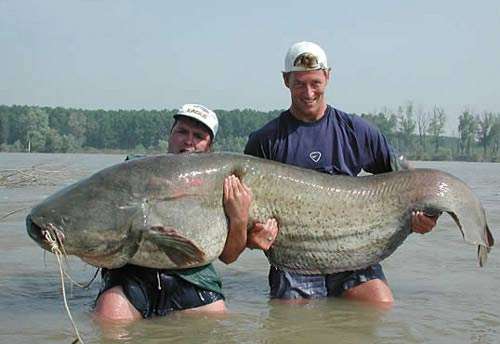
top-left (64, 266), bottom-right (100, 289)
top-left (43, 229), bottom-right (85, 344)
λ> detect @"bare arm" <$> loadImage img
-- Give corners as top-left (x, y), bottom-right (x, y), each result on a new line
top-left (219, 175), bottom-right (280, 263)
top-left (219, 175), bottom-right (252, 264)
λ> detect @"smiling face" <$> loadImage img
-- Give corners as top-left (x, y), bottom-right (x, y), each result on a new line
top-left (284, 69), bottom-right (330, 122)
top-left (168, 116), bottom-right (213, 154)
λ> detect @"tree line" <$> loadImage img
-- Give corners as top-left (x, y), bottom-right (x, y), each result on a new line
top-left (0, 104), bottom-right (498, 162)
top-left (361, 103), bottom-right (499, 162)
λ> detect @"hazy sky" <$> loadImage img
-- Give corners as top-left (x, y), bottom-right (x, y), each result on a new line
top-left (1, 1), bottom-right (499, 134)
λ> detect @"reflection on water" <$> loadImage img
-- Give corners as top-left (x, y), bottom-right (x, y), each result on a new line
top-left (1, 153), bottom-right (499, 344)
top-left (94, 298), bottom-right (388, 344)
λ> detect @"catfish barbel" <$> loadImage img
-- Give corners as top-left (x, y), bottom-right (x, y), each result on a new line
top-left (26, 152), bottom-right (494, 274)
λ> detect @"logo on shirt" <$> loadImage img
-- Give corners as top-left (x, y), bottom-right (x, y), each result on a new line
top-left (309, 151), bottom-right (322, 163)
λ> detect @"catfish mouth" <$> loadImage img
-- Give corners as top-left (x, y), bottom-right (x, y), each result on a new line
top-left (26, 214), bottom-right (64, 251)
top-left (26, 214), bottom-right (127, 267)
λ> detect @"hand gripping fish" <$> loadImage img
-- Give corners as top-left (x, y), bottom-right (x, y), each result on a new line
top-left (26, 152), bottom-right (494, 274)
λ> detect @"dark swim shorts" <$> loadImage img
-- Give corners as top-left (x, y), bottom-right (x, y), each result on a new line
top-left (268, 264), bottom-right (387, 299)
top-left (97, 265), bottom-right (224, 318)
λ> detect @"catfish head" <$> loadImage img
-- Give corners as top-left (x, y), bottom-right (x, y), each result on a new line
top-left (26, 165), bottom-right (143, 268)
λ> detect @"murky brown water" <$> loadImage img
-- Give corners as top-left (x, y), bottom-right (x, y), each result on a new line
top-left (1, 153), bottom-right (499, 344)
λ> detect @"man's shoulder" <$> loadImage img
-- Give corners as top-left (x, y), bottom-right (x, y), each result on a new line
top-left (328, 106), bottom-right (379, 133)
top-left (248, 111), bottom-right (287, 141)
top-left (329, 106), bottom-right (361, 125)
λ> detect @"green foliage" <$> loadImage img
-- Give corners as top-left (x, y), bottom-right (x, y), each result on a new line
top-left (0, 106), bottom-right (10, 145)
top-left (490, 117), bottom-right (500, 159)
top-left (428, 107), bottom-right (446, 153)
top-left (361, 110), bottom-right (398, 142)
top-left (412, 145), bottom-right (431, 161)
top-left (156, 139), bottom-right (169, 153)
top-left (476, 112), bottom-right (495, 158)
top-left (397, 103), bottom-right (416, 154)
top-left (61, 134), bottom-right (81, 152)
top-left (214, 136), bottom-right (248, 153)
top-left (134, 144), bottom-right (147, 154)
top-left (362, 107), bottom-right (498, 162)
top-left (431, 147), bottom-right (453, 161)
top-left (44, 128), bottom-right (64, 152)
top-left (0, 104), bottom-right (498, 162)
top-left (458, 110), bottom-right (478, 156)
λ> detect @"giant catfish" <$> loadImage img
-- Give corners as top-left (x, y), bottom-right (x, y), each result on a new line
top-left (26, 152), bottom-right (494, 274)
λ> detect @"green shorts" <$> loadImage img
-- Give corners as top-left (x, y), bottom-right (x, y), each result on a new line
top-left (97, 264), bottom-right (224, 318)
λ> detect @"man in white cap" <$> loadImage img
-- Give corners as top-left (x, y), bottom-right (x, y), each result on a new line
top-left (244, 42), bottom-right (439, 304)
top-left (167, 104), bottom-right (219, 153)
top-left (95, 104), bottom-right (278, 320)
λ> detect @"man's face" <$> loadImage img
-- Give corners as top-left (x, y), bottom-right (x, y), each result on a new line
top-left (168, 117), bottom-right (212, 154)
top-left (284, 69), bottom-right (329, 119)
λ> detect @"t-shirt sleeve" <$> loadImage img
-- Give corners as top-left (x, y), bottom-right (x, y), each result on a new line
top-left (244, 132), bottom-right (268, 159)
top-left (355, 119), bottom-right (397, 174)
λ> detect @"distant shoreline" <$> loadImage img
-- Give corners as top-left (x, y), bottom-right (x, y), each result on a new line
top-left (0, 150), bottom-right (498, 164)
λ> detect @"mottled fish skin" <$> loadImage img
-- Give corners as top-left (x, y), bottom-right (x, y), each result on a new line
top-left (26, 152), bottom-right (494, 273)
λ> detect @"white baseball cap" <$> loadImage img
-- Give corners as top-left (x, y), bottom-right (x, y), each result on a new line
top-left (283, 41), bottom-right (330, 73)
top-left (174, 104), bottom-right (219, 138)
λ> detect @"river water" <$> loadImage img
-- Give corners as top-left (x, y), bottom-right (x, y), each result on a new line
top-left (0, 153), bottom-right (498, 344)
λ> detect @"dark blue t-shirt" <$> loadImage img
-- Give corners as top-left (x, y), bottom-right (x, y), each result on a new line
top-left (244, 106), bottom-right (397, 176)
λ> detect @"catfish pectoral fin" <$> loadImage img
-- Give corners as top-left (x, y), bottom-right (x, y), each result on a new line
top-left (150, 226), bottom-right (206, 267)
